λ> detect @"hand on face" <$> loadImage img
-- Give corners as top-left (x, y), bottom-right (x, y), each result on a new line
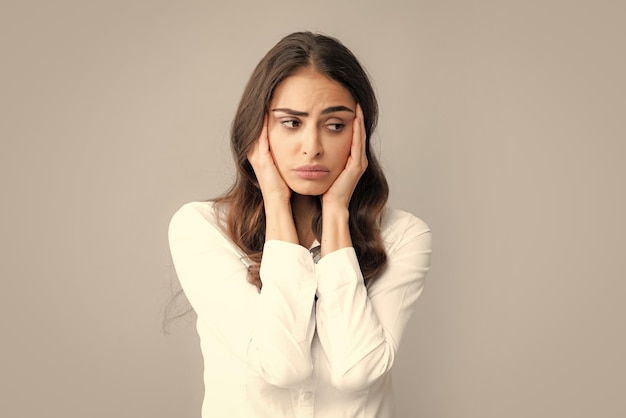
top-left (321, 104), bottom-right (368, 209)
top-left (248, 104), bottom-right (367, 209)
top-left (247, 115), bottom-right (292, 204)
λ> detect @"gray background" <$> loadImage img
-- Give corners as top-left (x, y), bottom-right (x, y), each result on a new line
top-left (2, 0), bottom-right (624, 417)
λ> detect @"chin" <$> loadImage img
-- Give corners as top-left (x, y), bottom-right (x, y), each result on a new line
top-left (288, 182), bottom-right (331, 197)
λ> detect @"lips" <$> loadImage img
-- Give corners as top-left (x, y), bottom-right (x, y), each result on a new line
top-left (293, 164), bottom-right (330, 179)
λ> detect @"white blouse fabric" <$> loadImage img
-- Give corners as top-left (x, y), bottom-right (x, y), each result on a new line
top-left (168, 201), bottom-right (432, 418)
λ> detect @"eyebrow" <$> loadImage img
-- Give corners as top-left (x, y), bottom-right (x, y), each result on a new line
top-left (271, 106), bottom-right (354, 116)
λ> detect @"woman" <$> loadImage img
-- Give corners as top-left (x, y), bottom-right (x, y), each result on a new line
top-left (168, 31), bottom-right (432, 418)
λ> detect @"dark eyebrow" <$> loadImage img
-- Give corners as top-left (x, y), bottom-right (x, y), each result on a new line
top-left (321, 105), bottom-right (354, 115)
top-left (271, 108), bottom-right (308, 116)
top-left (271, 106), bottom-right (354, 116)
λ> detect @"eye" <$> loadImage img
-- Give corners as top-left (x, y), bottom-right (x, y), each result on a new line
top-left (281, 119), bottom-right (301, 129)
top-left (326, 123), bottom-right (345, 132)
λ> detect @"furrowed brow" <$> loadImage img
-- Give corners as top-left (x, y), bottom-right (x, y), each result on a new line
top-left (321, 106), bottom-right (354, 115)
top-left (271, 108), bottom-right (308, 117)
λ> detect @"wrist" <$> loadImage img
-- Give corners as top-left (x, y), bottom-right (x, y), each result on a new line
top-left (263, 199), bottom-right (292, 215)
top-left (321, 206), bottom-right (351, 256)
top-left (321, 201), bottom-right (350, 218)
top-left (264, 201), bottom-right (298, 244)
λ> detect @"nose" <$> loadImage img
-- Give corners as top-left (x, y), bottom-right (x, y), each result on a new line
top-left (301, 126), bottom-right (323, 157)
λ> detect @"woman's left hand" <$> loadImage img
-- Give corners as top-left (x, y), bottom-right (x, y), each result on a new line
top-left (321, 103), bottom-right (368, 209)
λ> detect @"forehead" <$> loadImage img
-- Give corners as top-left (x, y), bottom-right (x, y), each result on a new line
top-left (271, 68), bottom-right (355, 109)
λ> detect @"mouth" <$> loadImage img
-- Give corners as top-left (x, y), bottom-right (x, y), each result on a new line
top-left (293, 165), bottom-right (330, 179)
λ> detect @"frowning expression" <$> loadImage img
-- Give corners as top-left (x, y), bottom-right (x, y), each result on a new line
top-left (268, 67), bottom-right (356, 196)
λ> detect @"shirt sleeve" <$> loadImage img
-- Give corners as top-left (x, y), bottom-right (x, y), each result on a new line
top-left (168, 203), bottom-right (318, 387)
top-left (314, 211), bottom-right (432, 392)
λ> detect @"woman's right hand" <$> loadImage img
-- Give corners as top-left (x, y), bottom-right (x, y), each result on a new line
top-left (247, 115), bottom-right (292, 205)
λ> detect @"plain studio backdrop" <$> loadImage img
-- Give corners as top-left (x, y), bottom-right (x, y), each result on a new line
top-left (1, 1), bottom-right (624, 417)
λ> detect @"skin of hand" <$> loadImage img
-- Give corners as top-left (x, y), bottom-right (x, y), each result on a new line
top-left (321, 103), bottom-right (368, 209)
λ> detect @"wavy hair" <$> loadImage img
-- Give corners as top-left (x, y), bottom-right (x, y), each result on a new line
top-left (215, 31), bottom-right (389, 290)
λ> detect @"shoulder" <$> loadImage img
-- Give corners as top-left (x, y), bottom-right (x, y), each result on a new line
top-left (169, 200), bottom-right (218, 228)
top-left (380, 207), bottom-right (431, 255)
top-left (167, 200), bottom-right (248, 262)
top-left (168, 200), bottom-right (229, 242)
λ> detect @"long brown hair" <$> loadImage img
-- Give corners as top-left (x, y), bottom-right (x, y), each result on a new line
top-left (215, 32), bottom-right (389, 289)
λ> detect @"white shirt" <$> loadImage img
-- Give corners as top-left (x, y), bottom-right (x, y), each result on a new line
top-left (168, 201), bottom-right (432, 418)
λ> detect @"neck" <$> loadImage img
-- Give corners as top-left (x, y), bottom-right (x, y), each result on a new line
top-left (290, 193), bottom-right (317, 248)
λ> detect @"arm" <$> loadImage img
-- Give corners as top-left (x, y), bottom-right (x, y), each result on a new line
top-left (243, 115), bottom-right (318, 383)
top-left (316, 104), bottom-right (432, 391)
top-left (315, 213), bottom-right (432, 392)
top-left (168, 202), bottom-right (317, 387)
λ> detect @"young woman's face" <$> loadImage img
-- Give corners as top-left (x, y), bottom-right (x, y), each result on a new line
top-left (267, 67), bottom-right (356, 196)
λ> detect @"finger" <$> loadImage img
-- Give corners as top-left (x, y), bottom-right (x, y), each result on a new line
top-left (343, 106), bottom-right (359, 171)
top-left (354, 104), bottom-right (367, 169)
top-left (351, 104), bottom-right (362, 155)
top-left (259, 115), bottom-right (269, 149)
top-left (248, 115), bottom-right (269, 162)
top-left (358, 104), bottom-right (367, 170)
top-left (357, 103), bottom-right (365, 147)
